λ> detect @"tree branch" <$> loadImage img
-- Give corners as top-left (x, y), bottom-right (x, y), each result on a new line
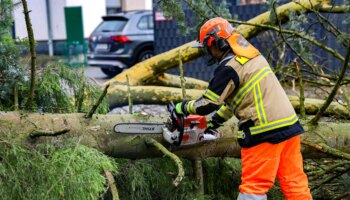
top-left (77, 66), bottom-right (85, 113)
top-left (145, 138), bottom-right (184, 187)
top-left (85, 84), bottom-right (110, 118)
top-left (126, 75), bottom-right (133, 114)
top-left (301, 140), bottom-right (350, 161)
top-left (294, 60), bottom-right (306, 119)
top-left (30, 128), bottom-right (70, 138)
top-left (309, 42), bottom-right (350, 124)
top-left (319, 5), bottom-right (350, 13)
top-left (21, 0), bottom-right (36, 110)
top-left (311, 165), bottom-right (350, 191)
top-left (307, 161), bottom-right (350, 177)
top-left (227, 18), bottom-right (349, 69)
top-left (193, 159), bottom-right (204, 195)
top-left (104, 170), bottom-right (119, 200)
top-left (178, 50), bottom-right (186, 100)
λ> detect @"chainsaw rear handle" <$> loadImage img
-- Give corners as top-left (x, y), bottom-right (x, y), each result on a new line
top-left (167, 102), bottom-right (185, 146)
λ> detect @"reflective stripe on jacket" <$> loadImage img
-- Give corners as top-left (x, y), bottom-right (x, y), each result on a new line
top-left (224, 55), bottom-right (298, 137)
top-left (184, 53), bottom-right (302, 147)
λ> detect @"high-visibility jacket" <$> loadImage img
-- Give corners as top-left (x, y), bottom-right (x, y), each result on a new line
top-left (184, 52), bottom-right (303, 147)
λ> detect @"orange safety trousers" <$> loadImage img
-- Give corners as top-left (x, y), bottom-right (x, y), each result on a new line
top-left (239, 135), bottom-right (312, 200)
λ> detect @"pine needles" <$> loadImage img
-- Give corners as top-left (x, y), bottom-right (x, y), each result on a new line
top-left (0, 133), bottom-right (117, 200)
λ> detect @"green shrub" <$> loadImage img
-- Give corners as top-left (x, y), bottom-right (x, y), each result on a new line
top-left (0, 134), bottom-right (117, 200)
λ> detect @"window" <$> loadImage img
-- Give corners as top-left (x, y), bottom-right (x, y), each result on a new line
top-left (95, 20), bottom-right (127, 32)
top-left (148, 15), bottom-right (154, 29)
top-left (138, 16), bottom-right (148, 29)
top-left (138, 15), bottom-right (153, 30)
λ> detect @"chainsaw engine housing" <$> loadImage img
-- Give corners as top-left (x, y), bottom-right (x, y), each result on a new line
top-left (163, 115), bottom-right (207, 146)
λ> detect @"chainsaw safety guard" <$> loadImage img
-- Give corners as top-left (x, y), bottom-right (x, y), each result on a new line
top-left (239, 135), bottom-right (312, 200)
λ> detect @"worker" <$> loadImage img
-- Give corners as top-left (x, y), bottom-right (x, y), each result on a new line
top-left (173, 17), bottom-right (312, 200)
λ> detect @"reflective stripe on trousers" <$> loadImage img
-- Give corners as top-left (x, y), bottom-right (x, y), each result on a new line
top-left (237, 193), bottom-right (267, 200)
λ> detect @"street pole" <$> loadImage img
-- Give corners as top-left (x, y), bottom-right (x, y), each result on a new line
top-left (46, 0), bottom-right (54, 56)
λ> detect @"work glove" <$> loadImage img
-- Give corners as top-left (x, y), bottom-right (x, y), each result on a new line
top-left (174, 100), bottom-right (189, 116)
top-left (205, 114), bottom-right (225, 135)
top-left (205, 120), bottom-right (222, 135)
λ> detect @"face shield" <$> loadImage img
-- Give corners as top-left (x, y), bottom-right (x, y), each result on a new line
top-left (192, 41), bottom-right (217, 66)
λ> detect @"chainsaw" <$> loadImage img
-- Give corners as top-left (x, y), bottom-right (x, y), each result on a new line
top-left (113, 102), bottom-right (219, 146)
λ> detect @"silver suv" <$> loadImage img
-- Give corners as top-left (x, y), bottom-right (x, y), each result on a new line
top-left (88, 10), bottom-right (154, 77)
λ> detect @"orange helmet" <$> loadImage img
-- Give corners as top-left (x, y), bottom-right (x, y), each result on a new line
top-left (193, 17), bottom-right (234, 48)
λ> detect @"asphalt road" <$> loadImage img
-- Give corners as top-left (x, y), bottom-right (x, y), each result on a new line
top-left (85, 66), bottom-right (110, 84)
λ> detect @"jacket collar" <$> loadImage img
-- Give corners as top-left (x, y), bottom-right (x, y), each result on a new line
top-left (219, 51), bottom-right (235, 65)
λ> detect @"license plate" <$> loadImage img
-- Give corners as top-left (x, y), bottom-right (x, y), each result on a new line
top-left (95, 44), bottom-right (108, 50)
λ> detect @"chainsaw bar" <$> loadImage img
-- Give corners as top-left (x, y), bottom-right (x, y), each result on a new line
top-left (113, 123), bottom-right (164, 134)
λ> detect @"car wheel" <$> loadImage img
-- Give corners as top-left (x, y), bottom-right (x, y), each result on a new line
top-left (101, 67), bottom-right (123, 78)
top-left (138, 50), bottom-right (154, 62)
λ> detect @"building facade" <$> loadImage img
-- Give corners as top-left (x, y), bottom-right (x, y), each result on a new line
top-left (12, 0), bottom-right (152, 55)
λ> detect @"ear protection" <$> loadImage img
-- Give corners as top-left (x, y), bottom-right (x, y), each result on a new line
top-left (202, 30), bottom-right (230, 52)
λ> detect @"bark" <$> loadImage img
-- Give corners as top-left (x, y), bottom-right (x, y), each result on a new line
top-left (21, 0), bottom-right (37, 110)
top-left (145, 138), bottom-right (184, 187)
top-left (105, 171), bottom-right (120, 200)
top-left (107, 85), bottom-right (203, 108)
top-left (107, 85), bottom-right (350, 119)
top-left (85, 84), bottom-right (110, 118)
top-left (0, 112), bottom-right (349, 160)
top-left (193, 159), bottom-right (204, 195)
top-left (145, 73), bottom-right (208, 90)
top-left (105, 0), bottom-right (329, 87)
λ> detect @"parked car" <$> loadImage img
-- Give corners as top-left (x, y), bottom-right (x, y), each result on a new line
top-left (88, 10), bottom-right (154, 77)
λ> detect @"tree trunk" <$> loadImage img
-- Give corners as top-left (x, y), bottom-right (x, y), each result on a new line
top-left (144, 73), bottom-right (208, 90)
top-left (1, 112), bottom-right (348, 160)
top-left (105, 0), bottom-right (329, 87)
top-left (107, 85), bottom-right (203, 108)
top-left (21, 0), bottom-right (37, 110)
top-left (107, 85), bottom-right (350, 119)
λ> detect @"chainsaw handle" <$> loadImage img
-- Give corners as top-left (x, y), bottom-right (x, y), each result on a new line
top-left (173, 114), bottom-right (184, 146)
top-left (167, 102), bottom-right (185, 146)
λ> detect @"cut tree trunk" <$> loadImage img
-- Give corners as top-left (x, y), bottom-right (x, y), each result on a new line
top-left (107, 85), bottom-right (350, 119)
top-left (1, 112), bottom-right (348, 160)
top-left (105, 0), bottom-right (329, 87)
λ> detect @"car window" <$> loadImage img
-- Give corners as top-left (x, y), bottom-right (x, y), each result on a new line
top-left (138, 16), bottom-right (149, 30)
top-left (95, 20), bottom-right (127, 32)
top-left (148, 15), bottom-right (154, 29)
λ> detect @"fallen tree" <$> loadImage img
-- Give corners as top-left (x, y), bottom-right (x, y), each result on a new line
top-left (1, 112), bottom-right (349, 160)
top-left (107, 85), bottom-right (350, 119)
top-left (144, 73), bottom-right (208, 90)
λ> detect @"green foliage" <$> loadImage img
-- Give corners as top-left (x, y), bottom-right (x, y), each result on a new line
top-left (116, 158), bottom-right (210, 200)
top-left (115, 157), bottom-right (284, 200)
top-left (0, 1), bottom-right (108, 113)
top-left (0, 56), bottom-right (109, 113)
top-left (158, 0), bottom-right (187, 34)
top-left (204, 158), bottom-right (241, 199)
top-left (0, 0), bottom-right (14, 35)
top-left (0, 133), bottom-right (117, 200)
top-left (158, 0), bottom-right (231, 35)
top-left (19, 62), bottom-right (109, 114)
top-left (0, 0), bottom-right (27, 110)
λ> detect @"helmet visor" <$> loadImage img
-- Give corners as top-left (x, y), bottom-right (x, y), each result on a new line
top-left (200, 46), bottom-right (216, 66)
top-left (191, 41), bottom-right (205, 48)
